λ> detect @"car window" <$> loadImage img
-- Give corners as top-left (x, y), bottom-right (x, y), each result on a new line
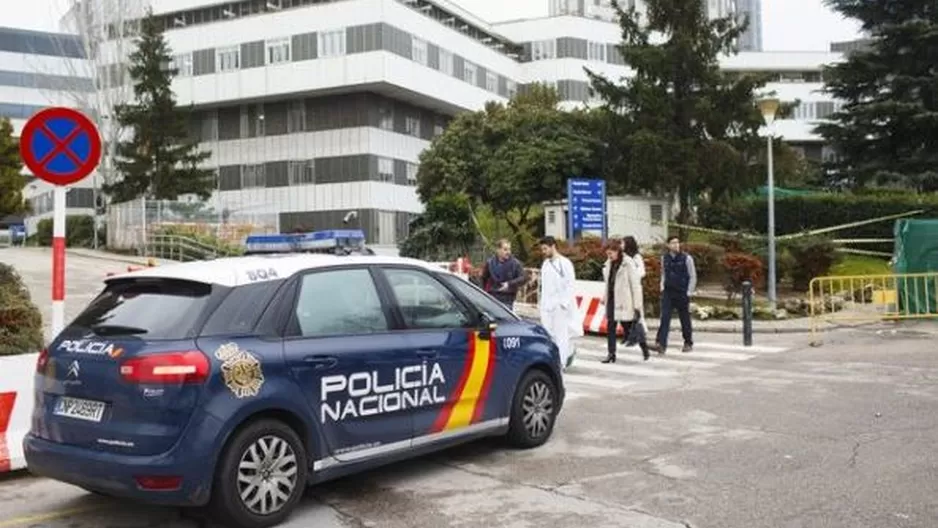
top-left (438, 273), bottom-right (518, 322)
top-left (383, 267), bottom-right (472, 330)
top-left (201, 280), bottom-right (286, 336)
top-left (68, 278), bottom-right (214, 340)
top-left (293, 268), bottom-right (389, 337)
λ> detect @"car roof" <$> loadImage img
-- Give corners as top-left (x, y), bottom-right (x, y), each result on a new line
top-left (104, 254), bottom-right (452, 288)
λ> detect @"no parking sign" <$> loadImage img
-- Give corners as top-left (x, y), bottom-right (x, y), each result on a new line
top-left (18, 107), bottom-right (102, 336)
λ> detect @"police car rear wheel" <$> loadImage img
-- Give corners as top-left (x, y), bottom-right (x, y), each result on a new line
top-left (507, 369), bottom-right (557, 448)
top-left (210, 419), bottom-right (308, 528)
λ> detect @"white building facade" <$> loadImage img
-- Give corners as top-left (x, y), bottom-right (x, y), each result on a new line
top-left (0, 26), bottom-right (95, 232)
top-left (19, 0), bottom-right (840, 244)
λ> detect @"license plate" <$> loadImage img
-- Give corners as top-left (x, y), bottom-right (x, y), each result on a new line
top-left (54, 396), bottom-right (107, 423)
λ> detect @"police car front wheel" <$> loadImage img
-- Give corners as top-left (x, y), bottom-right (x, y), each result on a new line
top-left (507, 369), bottom-right (558, 448)
top-left (210, 419), bottom-right (309, 528)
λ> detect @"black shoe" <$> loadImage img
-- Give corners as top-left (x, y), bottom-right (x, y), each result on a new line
top-left (642, 346), bottom-right (650, 361)
top-left (601, 354), bottom-right (616, 364)
top-left (682, 343), bottom-right (693, 353)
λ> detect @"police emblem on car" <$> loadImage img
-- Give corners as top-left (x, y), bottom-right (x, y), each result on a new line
top-left (215, 342), bottom-right (265, 398)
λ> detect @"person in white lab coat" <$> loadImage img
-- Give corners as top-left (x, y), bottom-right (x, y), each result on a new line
top-left (538, 236), bottom-right (581, 370)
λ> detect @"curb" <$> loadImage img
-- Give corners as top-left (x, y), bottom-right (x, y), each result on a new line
top-left (65, 250), bottom-right (157, 267)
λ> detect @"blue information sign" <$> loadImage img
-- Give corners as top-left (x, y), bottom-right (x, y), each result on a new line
top-left (566, 178), bottom-right (606, 241)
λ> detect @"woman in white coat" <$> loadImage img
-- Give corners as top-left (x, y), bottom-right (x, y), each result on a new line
top-left (601, 239), bottom-right (649, 363)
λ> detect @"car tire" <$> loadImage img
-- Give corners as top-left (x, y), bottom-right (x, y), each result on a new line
top-left (506, 368), bottom-right (559, 448)
top-left (208, 419), bottom-right (309, 528)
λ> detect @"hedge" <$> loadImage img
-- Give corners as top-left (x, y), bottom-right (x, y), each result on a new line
top-left (0, 264), bottom-right (44, 356)
top-left (35, 215), bottom-right (105, 248)
top-left (698, 192), bottom-right (938, 241)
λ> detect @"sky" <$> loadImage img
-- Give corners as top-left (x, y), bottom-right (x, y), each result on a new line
top-left (9, 0), bottom-right (862, 52)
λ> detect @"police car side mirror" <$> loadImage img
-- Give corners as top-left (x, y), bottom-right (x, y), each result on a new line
top-left (478, 312), bottom-right (497, 338)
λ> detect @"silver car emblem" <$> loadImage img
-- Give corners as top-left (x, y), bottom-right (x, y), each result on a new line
top-left (67, 361), bottom-right (81, 379)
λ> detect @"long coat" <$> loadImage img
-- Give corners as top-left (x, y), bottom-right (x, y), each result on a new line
top-left (601, 257), bottom-right (644, 322)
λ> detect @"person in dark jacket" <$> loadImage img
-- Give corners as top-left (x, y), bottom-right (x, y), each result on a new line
top-left (480, 239), bottom-right (526, 310)
top-left (649, 236), bottom-right (697, 354)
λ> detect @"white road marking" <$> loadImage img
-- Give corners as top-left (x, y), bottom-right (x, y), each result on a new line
top-left (688, 342), bottom-right (787, 353)
top-left (570, 359), bottom-right (680, 378)
top-left (562, 373), bottom-right (637, 390)
top-left (576, 346), bottom-right (721, 367)
top-left (671, 350), bottom-right (756, 361)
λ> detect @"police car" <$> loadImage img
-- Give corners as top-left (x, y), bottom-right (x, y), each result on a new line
top-left (24, 233), bottom-right (565, 528)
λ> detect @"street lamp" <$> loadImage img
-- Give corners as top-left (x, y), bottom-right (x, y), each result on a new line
top-left (758, 97), bottom-right (779, 312)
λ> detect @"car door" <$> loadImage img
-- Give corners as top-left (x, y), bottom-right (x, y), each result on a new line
top-left (373, 265), bottom-right (497, 444)
top-left (282, 265), bottom-right (415, 465)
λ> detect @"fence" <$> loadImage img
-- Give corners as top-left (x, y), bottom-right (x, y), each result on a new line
top-left (106, 199), bottom-right (278, 251)
top-left (808, 272), bottom-right (938, 342)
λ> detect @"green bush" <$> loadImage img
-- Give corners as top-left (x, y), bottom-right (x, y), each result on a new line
top-left (35, 215), bottom-right (105, 248)
top-left (0, 264), bottom-right (44, 356)
top-left (698, 193), bottom-right (938, 243)
top-left (785, 237), bottom-right (842, 292)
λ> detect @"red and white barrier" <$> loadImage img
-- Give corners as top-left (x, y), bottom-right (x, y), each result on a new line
top-left (0, 353), bottom-right (38, 473)
top-left (571, 280), bottom-right (627, 336)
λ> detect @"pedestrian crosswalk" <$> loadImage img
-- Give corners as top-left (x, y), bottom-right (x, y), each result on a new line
top-left (560, 338), bottom-right (790, 401)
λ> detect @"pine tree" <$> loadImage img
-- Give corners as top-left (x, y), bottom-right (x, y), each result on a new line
top-left (0, 118), bottom-right (28, 219)
top-left (814, 1), bottom-right (938, 192)
top-left (586, 0), bottom-right (772, 225)
top-left (106, 8), bottom-right (214, 203)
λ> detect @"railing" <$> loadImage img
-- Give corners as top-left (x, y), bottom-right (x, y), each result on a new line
top-left (808, 272), bottom-right (938, 344)
top-left (143, 234), bottom-right (242, 262)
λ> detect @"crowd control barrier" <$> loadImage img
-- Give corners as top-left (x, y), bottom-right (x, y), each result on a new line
top-left (0, 353), bottom-right (38, 473)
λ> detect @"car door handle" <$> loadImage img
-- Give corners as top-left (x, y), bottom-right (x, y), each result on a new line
top-left (303, 355), bottom-right (338, 369)
top-left (415, 349), bottom-right (438, 358)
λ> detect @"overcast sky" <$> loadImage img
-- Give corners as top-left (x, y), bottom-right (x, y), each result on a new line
top-left (10, 0), bottom-right (862, 52)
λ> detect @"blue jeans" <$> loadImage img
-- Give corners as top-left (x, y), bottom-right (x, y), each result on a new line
top-left (656, 290), bottom-right (693, 348)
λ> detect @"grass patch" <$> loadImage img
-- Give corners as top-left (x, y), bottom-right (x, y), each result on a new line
top-left (830, 255), bottom-right (891, 277)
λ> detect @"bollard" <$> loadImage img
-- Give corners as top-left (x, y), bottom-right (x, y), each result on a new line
top-left (741, 280), bottom-right (753, 347)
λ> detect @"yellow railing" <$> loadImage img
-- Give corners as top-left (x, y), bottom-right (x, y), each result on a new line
top-left (808, 272), bottom-right (938, 343)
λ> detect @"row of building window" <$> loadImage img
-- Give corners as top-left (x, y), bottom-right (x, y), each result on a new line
top-left (220, 158), bottom-right (417, 189)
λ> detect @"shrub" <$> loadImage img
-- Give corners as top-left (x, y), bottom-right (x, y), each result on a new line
top-left (786, 237), bottom-right (842, 292)
top-left (682, 243), bottom-right (726, 282)
top-left (527, 236), bottom-right (606, 281)
top-left (0, 264), bottom-right (44, 356)
top-left (722, 252), bottom-right (764, 301)
top-left (642, 254), bottom-right (662, 317)
top-left (35, 215), bottom-right (104, 248)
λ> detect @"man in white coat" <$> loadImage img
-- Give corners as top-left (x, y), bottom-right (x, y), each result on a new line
top-left (538, 236), bottom-right (581, 370)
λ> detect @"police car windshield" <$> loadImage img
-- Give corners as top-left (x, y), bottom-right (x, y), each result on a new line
top-left (437, 273), bottom-right (518, 322)
top-left (67, 278), bottom-right (215, 340)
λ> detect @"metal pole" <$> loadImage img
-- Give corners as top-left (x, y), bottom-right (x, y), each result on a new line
top-left (52, 186), bottom-right (67, 337)
top-left (766, 134), bottom-right (777, 312)
top-left (742, 280), bottom-right (753, 347)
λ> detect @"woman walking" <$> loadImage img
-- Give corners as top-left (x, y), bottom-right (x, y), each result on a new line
top-left (601, 239), bottom-right (650, 363)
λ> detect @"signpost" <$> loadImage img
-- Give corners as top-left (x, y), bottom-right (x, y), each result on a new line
top-left (19, 107), bottom-right (102, 337)
top-left (566, 178), bottom-right (606, 242)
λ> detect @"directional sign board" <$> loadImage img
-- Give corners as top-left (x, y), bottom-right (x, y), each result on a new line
top-left (566, 178), bottom-right (606, 241)
top-left (19, 107), bottom-right (101, 187)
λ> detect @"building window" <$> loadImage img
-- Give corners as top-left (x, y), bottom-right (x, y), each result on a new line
top-left (405, 116), bottom-right (420, 137)
top-left (433, 122), bottom-right (444, 137)
top-left (241, 164), bottom-right (266, 188)
top-left (412, 37), bottom-right (428, 66)
top-left (405, 162), bottom-right (418, 186)
top-left (463, 61), bottom-right (476, 84)
top-left (201, 110), bottom-right (218, 141)
top-left (240, 104), bottom-right (265, 137)
top-left (172, 53), bottom-right (193, 76)
top-left (439, 49), bottom-right (454, 76)
top-left (485, 72), bottom-right (497, 92)
top-left (288, 160), bottom-right (314, 185)
top-left (287, 100), bottom-right (306, 133)
top-left (650, 204), bottom-right (663, 226)
top-left (378, 106), bottom-right (394, 131)
top-left (378, 157), bottom-right (394, 182)
top-left (547, 210), bottom-right (556, 224)
top-left (318, 29), bottom-right (346, 58)
top-left (217, 46), bottom-right (240, 71)
top-left (587, 41), bottom-right (606, 62)
top-left (531, 40), bottom-right (556, 61)
top-left (266, 38), bottom-right (291, 64)
top-left (507, 80), bottom-right (518, 99)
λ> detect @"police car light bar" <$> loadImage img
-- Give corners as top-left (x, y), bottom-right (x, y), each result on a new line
top-left (244, 229), bottom-right (367, 254)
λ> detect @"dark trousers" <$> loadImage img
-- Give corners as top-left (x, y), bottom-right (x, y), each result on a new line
top-left (656, 289), bottom-right (693, 348)
top-left (606, 315), bottom-right (647, 356)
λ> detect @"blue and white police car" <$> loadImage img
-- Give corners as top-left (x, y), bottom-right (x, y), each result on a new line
top-left (24, 233), bottom-right (565, 528)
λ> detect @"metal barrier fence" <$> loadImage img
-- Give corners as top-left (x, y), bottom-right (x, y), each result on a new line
top-left (809, 272), bottom-right (938, 342)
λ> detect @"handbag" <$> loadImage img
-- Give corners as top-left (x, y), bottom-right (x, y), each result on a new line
top-left (625, 310), bottom-right (646, 346)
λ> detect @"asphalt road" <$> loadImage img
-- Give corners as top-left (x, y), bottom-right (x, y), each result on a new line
top-left (1, 247), bottom-right (937, 528)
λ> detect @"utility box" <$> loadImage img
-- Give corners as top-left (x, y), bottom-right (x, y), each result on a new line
top-left (892, 218), bottom-right (938, 315)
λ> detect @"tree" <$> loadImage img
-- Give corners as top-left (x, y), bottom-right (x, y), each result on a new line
top-left (0, 118), bottom-right (27, 219)
top-left (105, 8), bottom-right (214, 203)
top-left (814, 0), bottom-right (938, 192)
top-left (399, 193), bottom-right (478, 261)
top-left (415, 84), bottom-right (596, 260)
top-left (585, 0), bottom-right (778, 228)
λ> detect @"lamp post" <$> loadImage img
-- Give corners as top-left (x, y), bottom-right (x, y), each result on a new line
top-left (758, 97), bottom-right (779, 312)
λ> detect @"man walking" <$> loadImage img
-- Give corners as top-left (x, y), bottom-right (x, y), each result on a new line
top-left (538, 236), bottom-right (580, 369)
top-left (650, 236), bottom-right (696, 354)
top-left (480, 238), bottom-right (526, 310)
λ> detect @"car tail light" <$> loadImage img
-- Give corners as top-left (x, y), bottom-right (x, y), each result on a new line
top-left (120, 351), bottom-right (210, 384)
top-left (135, 475), bottom-right (182, 491)
top-left (36, 348), bottom-right (49, 373)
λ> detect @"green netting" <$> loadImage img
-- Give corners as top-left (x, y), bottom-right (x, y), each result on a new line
top-left (893, 219), bottom-right (938, 315)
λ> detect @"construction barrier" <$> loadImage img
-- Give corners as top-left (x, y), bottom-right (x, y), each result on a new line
top-left (809, 272), bottom-right (938, 343)
top-left (0, 353), bottom-right (38, 473)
